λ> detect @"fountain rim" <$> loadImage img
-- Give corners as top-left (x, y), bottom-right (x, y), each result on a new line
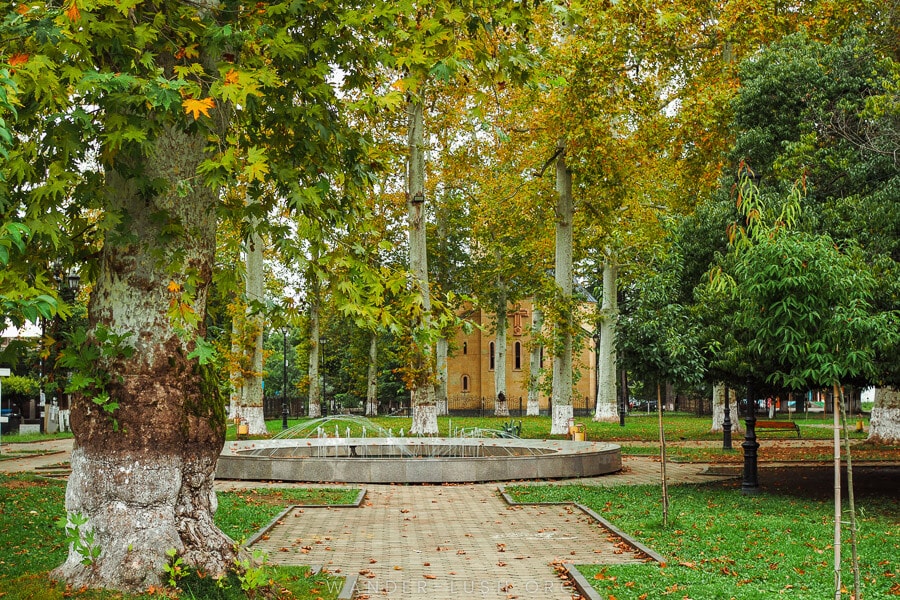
top-left (217, 437), bottom-right (623, 483)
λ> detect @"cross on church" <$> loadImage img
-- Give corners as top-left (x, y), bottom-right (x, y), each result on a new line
top-left (509, 306), bottom-right (529, 336)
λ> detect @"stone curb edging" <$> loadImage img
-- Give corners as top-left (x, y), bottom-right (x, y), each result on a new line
top-left (497, 484), bottom-right (667, 566)
top-left (337, 573), bottom-right (359, 599)
top-left (245, 488), bottom-right (367, 547)
top-left (574, 503), bottom-right (667, 565)
top-left (308, 566), bottom-right (359, 600)
top-left (563, 564), bottom-right (603, 600)
top-left (245, 489), bottom-right (366, 599)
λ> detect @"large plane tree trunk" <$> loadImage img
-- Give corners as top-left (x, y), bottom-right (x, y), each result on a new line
top-left (307, 290), bottom-right (323, 418)
top-left (550, 140), bottom-right (574, 434)
top-left (594, 260), bottom-right (619, 422)
top-left (366, 332), bottom-right (379, 416)
top-left (52, 127), bottom-right (236, 592)
top-left (435, 337), bottom-right (449, 415)
top-left (868, 387), bottom-right (900, 443)
top-left (494, 284), bottom-right (509, 417)
top-left (241, 227), bottom-right (267, 434)
top-left (407, 98), bottom-right (437, 434)
top-left (711, 383), bottom-right (743, 434)
top-left (527, 306), bottom-right (543, 416)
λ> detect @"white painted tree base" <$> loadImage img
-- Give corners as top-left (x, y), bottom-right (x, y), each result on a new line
top-left (711, 385), bottom-right (743, 434)
top-left (411, 404), bottom-right (438, 435)
top-left (551, 404), bottom-right (574, 435)
top-left (494, 399), bottom-right (509, 417)
top-left (365, 400), bottom-right (378, 417)
top-left (868, 406), bottom-right (900, 444)
top-left (308, 402), bottom-right (321, 418)
top-left (241, 405), bottom-right (266, 435)
top-left (593, 402), bottom-right (619, 422)
top-left (526, 399), bottom-right (540, 416)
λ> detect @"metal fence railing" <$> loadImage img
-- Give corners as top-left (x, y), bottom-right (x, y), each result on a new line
top-left (262, 394), bottom-right (598, 419)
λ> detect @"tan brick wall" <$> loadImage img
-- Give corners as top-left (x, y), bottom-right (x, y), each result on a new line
top-left (446, 302), bottom-right (595, 411)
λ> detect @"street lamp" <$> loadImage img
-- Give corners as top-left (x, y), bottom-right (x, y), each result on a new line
top-left (67, 271), bottom-right (81, 293)
top-left (742, 380), bottom-right (760, 495)
top-left (722, 385), bottom-right (733, 450)
top-left (46, 267), bottom-right (80, 421)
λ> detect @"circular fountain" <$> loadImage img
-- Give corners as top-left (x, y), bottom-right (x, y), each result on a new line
top-left (216, 416), bottom-right (622, 483)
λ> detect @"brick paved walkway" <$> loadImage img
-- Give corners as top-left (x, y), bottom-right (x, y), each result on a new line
top-left (252, 483), bottom-right (648, 599)
top-left (246, 457), bottom-right (736, 599)
top-left (0, 441), bottom-right (735, 599)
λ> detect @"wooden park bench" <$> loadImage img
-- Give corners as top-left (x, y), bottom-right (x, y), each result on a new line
top-left (754, 420), bottom-right (801, 438)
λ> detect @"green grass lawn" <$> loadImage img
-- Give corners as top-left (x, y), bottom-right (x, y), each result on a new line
top-left (0, 474), bottom-right (351, 599)
top-left (251, 413), bottom-right (870, 443)
top-left (505, 482), bottom-right (899, 599)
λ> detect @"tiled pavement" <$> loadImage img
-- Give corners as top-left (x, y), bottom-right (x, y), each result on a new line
top-left (252, 483), bottom-right (648, 599)
top-left (1, 440), bottom-right (733, 599)
top-left (246, 456), bottom-right (732, 600)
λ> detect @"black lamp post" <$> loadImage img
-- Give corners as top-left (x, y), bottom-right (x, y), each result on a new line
top-left (742, 380), bottom-right (760, 494)
top-left (723, 385), bottom-right (733, 450)
top-left (51, 268), bottom-right (80, 413)
top-left (281, 327), bottom-right (289, 430)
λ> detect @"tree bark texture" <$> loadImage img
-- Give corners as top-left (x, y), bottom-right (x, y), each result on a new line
top-left (366, 333), bottom-right (378, 416)
top-left (711, 383), bottom-right (743, 433)
top-left (307, 294), bottom-right (322, 418)
top-left (227, 318), bottom-right (240, 421)
top-left (52, 126), bottom-right (236, 591)
top-left (407, 99), bottom-right (437, 434)
top-left (594, 260), bottom-right (619, 422)
top-left (868, 387), bottom-right (900, 443)
top-left (435, 337), bottom-right (448, 415)
top-left (241, 227), bottom-right (266, 434)
top-left (494, 286), bottom-right (508, 417)
top-left (551, 140), bottom-right (574, 435)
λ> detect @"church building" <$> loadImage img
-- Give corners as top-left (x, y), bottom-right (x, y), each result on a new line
top-left (445, 301), bottom-right (596, 413)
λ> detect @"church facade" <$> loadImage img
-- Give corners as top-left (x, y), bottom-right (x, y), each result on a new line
top-left (445, 301), bottom-right (596, 413)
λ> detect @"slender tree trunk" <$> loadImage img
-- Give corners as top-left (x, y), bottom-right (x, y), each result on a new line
top-left (407, 98), bottom-right (437, 434)
top-left (494, 284), bottom-right (509, 416)
top-left (711, 383), bottom-right (743, 433)
top-left (227, 317), bottom-right (240, 421)
top-left (832, 383), bottom-right (842, 600)
top-left (527, 306), bottom-right (543, 416)
top-left (658, 381), bottom-right (668, 528)
top-left (867, 387), bottom-right (900, 443)
top-left (594, 260), bottom-right (619, 422)
top-left (366, 332), bottom-right (378, 417)
top-left (551, 140), bottom-right (574, 435)
top-left (241, 227), bottom-right (266, 434)
top-left (52, 126), bottom-right (236, 592)
top-left (307, 289), bottom-right (322, 418)
top-left (838, 387), bottom-right (861, 600)
top-left (435, 337), bottom-right (448, 416)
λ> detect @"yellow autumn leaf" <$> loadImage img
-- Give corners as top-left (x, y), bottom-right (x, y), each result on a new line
top-left (224, 69), bottom-right (240, 86)
top-left (167, 280), bottom-right (181, 293)
top-left (183, 97), bottom-right (215, 120)
top-left (64, 0), bottom-right (80, 21)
